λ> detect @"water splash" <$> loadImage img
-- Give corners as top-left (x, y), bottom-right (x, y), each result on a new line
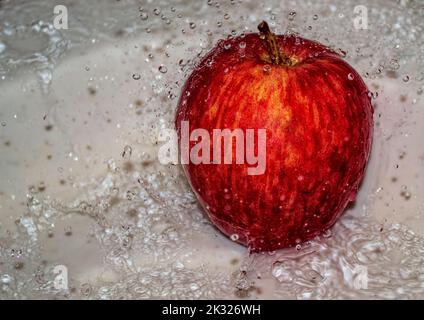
top-left (1, 0), bottom-right (423, 299)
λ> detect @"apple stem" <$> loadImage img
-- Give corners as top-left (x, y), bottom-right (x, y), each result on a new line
top-left (258, 21), bottom-right (292, 66)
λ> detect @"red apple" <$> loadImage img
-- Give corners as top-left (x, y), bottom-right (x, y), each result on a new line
top-left (175, 21), bottom-right (373, 252)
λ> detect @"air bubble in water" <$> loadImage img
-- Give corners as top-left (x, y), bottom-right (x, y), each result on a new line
top-left (1, 274), bottom-right (13, 285)
top-left (348, 73), bottom-right (354, 80)
top-left (272, 262), bottom-right (293, 282)
top-left (132, 73), bottom-right (141, 80)
top-left (389, 59), bottom-right (400, 70)
top-left (189, 22), bottom-right (196, 29)
top-left (80, 283), bottom-right (92, 297)
top-left (64, 226), bottom-right (72, 236)
top-left (190, 283), bottom-right (200, 291)
top-left (230, 234), bottom-right (239, 241)
top-left (288, 11), bottom-right (296, 21)
top-left (368, 91), bottom-right (378, 99)
top-left (140, 12), bottom-right (149, 20)
top-left (313, 14), bottom-right (318, 20)
top-left (126, 190), bottom-right (136, 201)
top-left (158, 65), bottom-right (168, 73)
top-left (0, 42), bottom-right (6, 53)
top-left (323, 229), bottom-right (332, 238)
top-left (153, 8), bottom-right (161, 15)
top-left (10, 248), bottom-right (23, 258)
top-left (122, 145), bottom-right (132, 159)
top-left (338, 49), bottom-right (347, 58)
top-left (403, 75), bottom-right (410, 82)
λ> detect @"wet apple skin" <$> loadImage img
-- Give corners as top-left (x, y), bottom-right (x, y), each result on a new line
top-left (175, 33), bottom-right (373, 252)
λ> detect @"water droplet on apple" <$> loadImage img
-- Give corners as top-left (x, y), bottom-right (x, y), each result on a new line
top-left (239, 42), bottom-right (246, 49)
top-left (224, 43), bottom-right (231, 50)
top-left (206, 59), bottom-right (213, 67)
top-left (348, 73), bottom-right (354, 80)
top-left (230, 234), bottom-right (239, 241)
top-left (263, 65), bottom-right (271, 74)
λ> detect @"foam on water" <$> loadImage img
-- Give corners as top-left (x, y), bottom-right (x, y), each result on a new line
top-left (0, 0), bottom-right (424, 299)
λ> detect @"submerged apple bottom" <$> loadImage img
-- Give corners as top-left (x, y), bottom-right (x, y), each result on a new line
top-left (180, 156), bottom-right (369, 253)
top-left (178, 108), bottom-right (372, 252)
top-left (176, 35), bottom-right (373, 252)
